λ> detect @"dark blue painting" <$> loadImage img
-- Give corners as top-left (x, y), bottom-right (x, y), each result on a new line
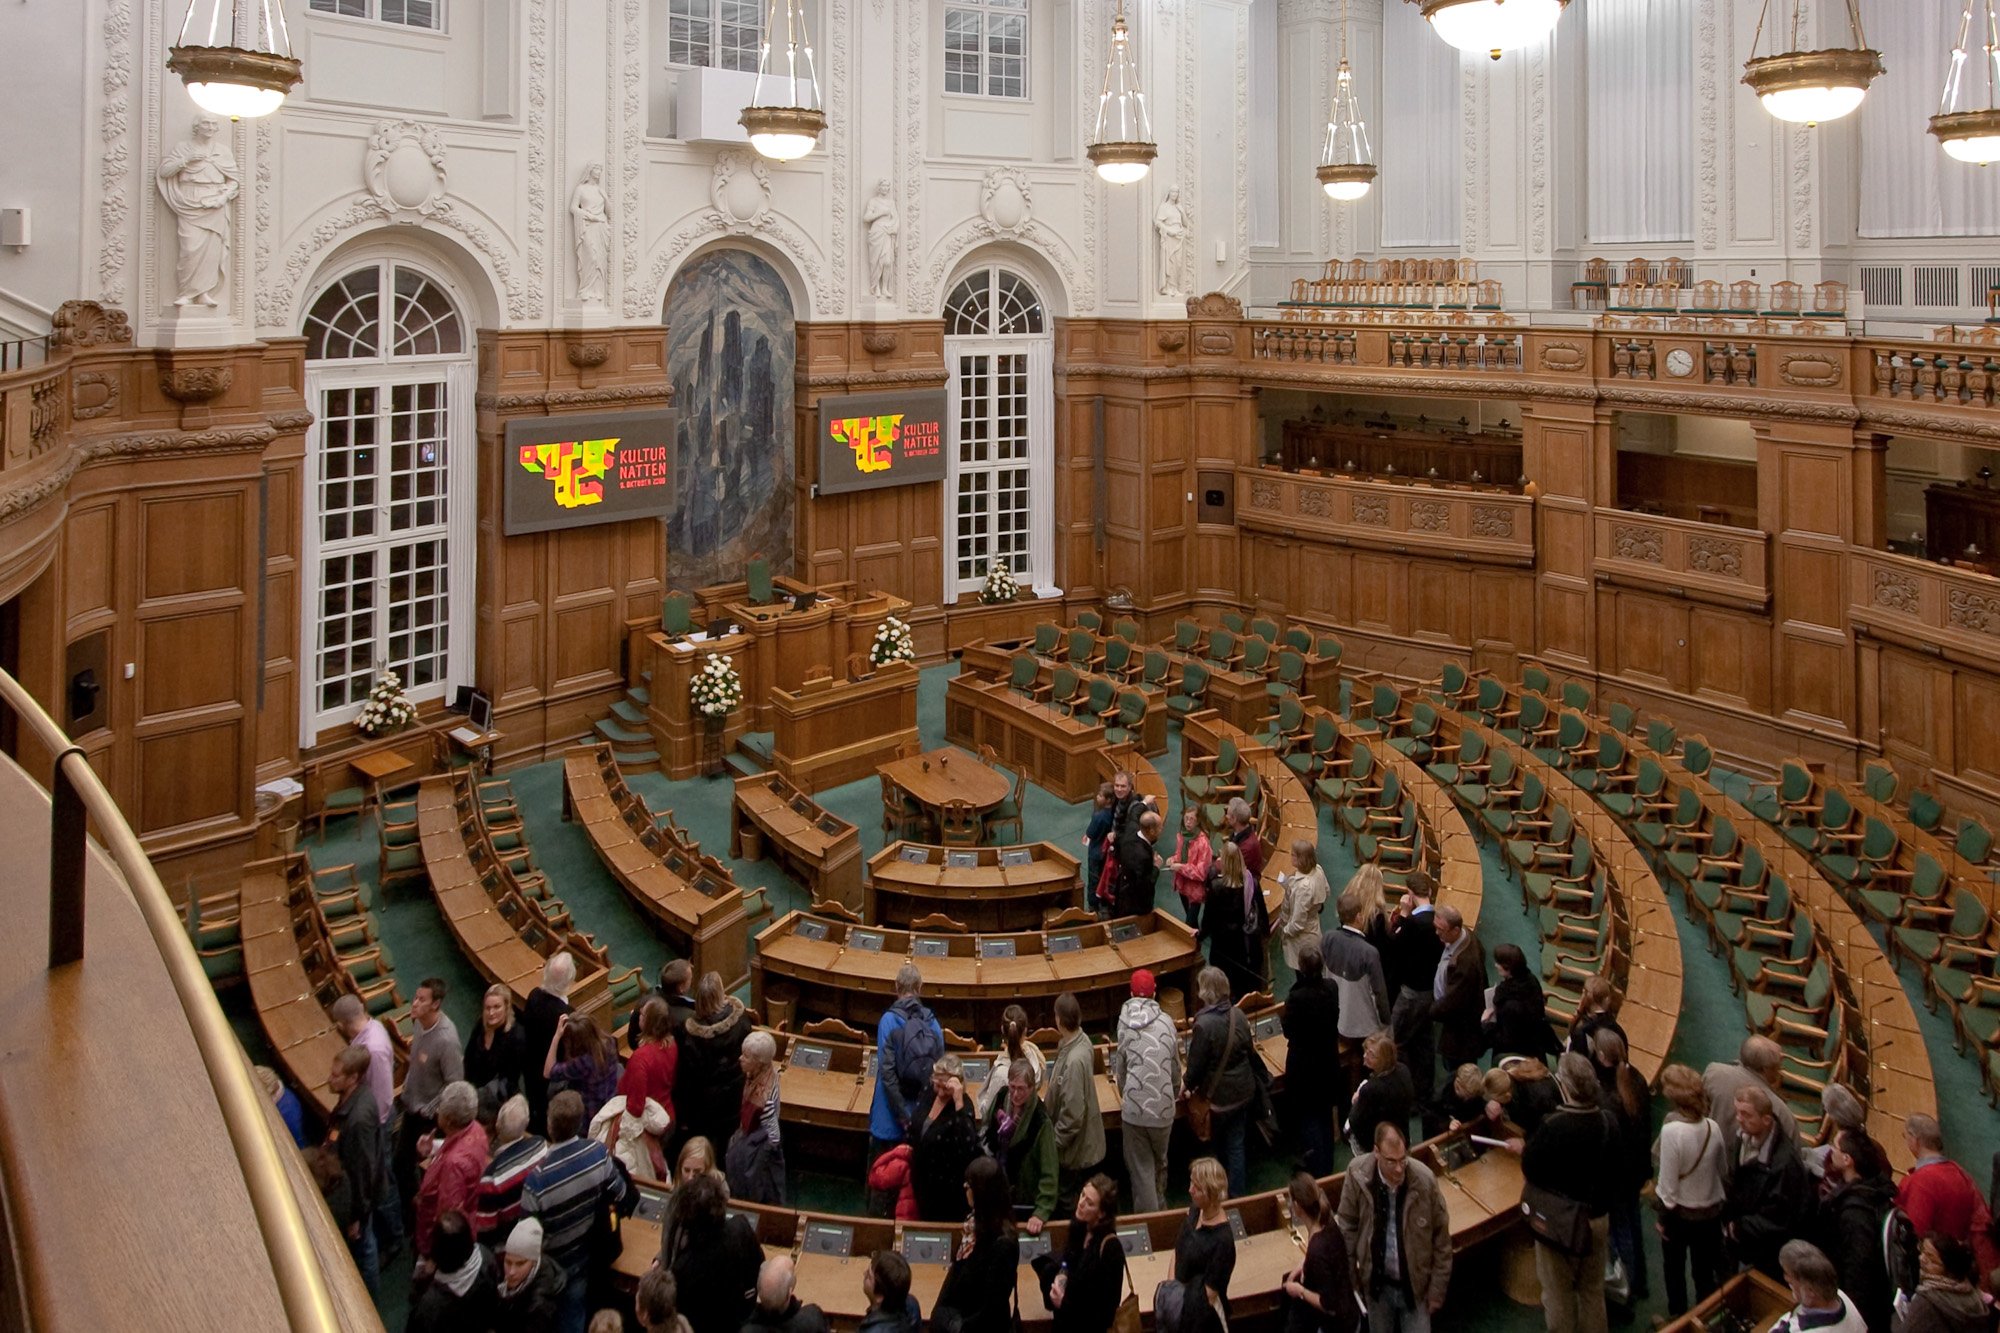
top-left (664, 248), bottom-right (795, 591)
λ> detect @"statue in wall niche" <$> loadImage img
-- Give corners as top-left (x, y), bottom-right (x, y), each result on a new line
top-left (571, 163), bottom-right (611, 304)
top-left (1155, 186), bottom-right (1188, 297)
top-left (863, 179), bottom-right (899, 301)
top-left (157, 117), bottom-right (240, 307)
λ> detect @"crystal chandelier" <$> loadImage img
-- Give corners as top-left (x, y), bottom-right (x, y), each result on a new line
top-left (1318, 0), bottom-right (1377, 201)
top-left (1414, 0), bottom-right (1569, 62)
top-left (1932, 0), bottom-right (2000, 165)
top-left (167, 0), bottom-right (301, 120)
top-left (1742, 0), bottom-right (1882, 126)
top-left (1088, 0), bottom-right (1157, 184)
top-left (740, 0), bottom-right (825, 161)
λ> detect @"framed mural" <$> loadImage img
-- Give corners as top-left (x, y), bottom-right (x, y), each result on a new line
top-left (664, 249), bottom-right (796, 590)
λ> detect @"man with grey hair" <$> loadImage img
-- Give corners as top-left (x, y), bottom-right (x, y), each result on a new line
top-left (1769, 1240), bottom-right (1867, 1333)
top-left (728, 1029), bottom-right (786, 1205)
top-left (744, 1253), bottom-right (831, 1331)
top-left (1894, 1113), bottom-right (1995, 1268)
top-left (1225, 795), bottom-right (1265, 885)
top-left (473, 1093), bottom-right (547, 1246)
top-left (1431, 904), bottom-right (1487, 1072)
top-left (412, 1080), bottom-right (489, 1282)
top-left (869, 962), bottom-right (942, 1175)
top-left (1522, 1052), bottom-right (1616, 1333)
top-left (1723, 1084), bottom-right (1808, 1278)
top-left (1703, 1035), bottom-right (1798, 1152)
top-left (522, 952), bottom-right (576, 1127)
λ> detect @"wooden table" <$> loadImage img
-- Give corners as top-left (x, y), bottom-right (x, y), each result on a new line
top-left (350, 747), bottom-right (414, 801)
top-left (879, 747), bottom-right (1012, 821)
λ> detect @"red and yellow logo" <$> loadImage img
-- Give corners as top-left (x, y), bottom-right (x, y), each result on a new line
top-left (829, 414), bottom-right (902, 475)
top-left (518, 437), bottom-right (618, 508)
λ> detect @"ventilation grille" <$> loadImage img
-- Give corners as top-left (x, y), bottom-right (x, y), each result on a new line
top-left (1973, 266), bottom-right (2000, 304)
top-left (1914, 266), bottom-right (1962, 308)
top-left (1859, 266), bottom-right (1904, 308)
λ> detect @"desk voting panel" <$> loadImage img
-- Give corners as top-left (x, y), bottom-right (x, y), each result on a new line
top-left (865, 840), bottom-right (1081, 931)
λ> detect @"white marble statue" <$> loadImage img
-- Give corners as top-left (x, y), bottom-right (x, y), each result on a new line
top-left (571, 163), bottom-right (611, 304)
top-left (1155, 187), bottom-right (1188, 297)
top-left (156, 117), bottom-right (240, 308)
top-left (863, 179), bottom-right (899, 301)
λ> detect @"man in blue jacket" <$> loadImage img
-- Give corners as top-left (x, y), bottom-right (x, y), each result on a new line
top-left (868, 963), bottom-right (943, 1173)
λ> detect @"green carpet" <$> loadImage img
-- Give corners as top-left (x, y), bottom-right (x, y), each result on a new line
top-left (222, 665), bottom-right (2000, 1330)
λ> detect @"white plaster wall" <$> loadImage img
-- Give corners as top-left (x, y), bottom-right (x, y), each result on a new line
top-left (0, 1), bottom-right (92, 330)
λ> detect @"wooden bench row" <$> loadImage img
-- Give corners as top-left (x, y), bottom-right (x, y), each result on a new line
top-left (750, 908), bottom-right (1204, 1038)
top-left (563, 742), bottom-right (764, 991)
top-left (729, 770), bottom-right (864, 911)
top-left (864, 839), bottom-right (1081, 932)
top-left (239, 853), bottom-right (409, 1113)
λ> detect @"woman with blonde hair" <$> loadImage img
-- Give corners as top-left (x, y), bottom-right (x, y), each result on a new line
top-left (1275, 839), bottom-right (1330, 971)
top-left (1338, 864), bottom-right (1391, 955)
top-left (1198, 839), bottom-right (1260, 994)
top-left (1652, 1063), bottom-right (1726, 1316)
top-left (465, 981), bottom-right (528, 1102)
top-left (1175, 1157), bottom-right (1238, 1320)
top-left (1346, 1030), bottom-right (1414, 1158)
top-left (673, 1135), bottom-right (726, 1191)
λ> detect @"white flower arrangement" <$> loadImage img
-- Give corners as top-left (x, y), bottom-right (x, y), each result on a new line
top-left (979, 558), bottom-right (1020, 604)
top-left (870, 615), bottom-right (916, 667)
top-left (354, 669), bottom-right (417, 737)
top-left (690, 652), bottom-right (743, 720)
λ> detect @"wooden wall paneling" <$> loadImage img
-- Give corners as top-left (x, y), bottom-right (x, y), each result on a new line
top-left (1763, 425), bottom-right (1858, 737)
top-left (1407, 562), bottom-right (1466, 649)
top-left (1606, 589), bottom-right (1689, 693)
top-left (1687, 604), bottom-right (1770, 713)
top-left (1525, 404), bottom-right (1599, 671)
top-left (1469, 568), bottom-right (1532, 677)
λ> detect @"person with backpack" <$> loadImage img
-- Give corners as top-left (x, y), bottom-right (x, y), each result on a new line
top-left (868, 964), bottom-right (944, 1167)
top-left (1521, 1053), bottom-right (1617, 1333)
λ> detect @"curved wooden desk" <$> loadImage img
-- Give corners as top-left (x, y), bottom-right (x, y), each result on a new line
top-left (751, 909), bottom-right (1203, 1037)
top-left (613, 1131), bottom-right (1525, 1328)
top-left (944, 675), bottom-right (1106, 803)
top-left (564, 743), bottom-right (756, 989)
top-left (864, 840), bottom-right (1081, 931)
top-left (414, 772), bottom-right (631, 1019)
top-left (731, 771), bottom-right (865, 912)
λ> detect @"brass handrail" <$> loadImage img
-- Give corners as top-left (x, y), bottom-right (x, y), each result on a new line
top-left (0, 667), bottom-right (341, 1332)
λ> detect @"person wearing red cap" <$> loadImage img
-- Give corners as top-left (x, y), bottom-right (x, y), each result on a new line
top-left (1114, 968), bottom-right (1181, 1213)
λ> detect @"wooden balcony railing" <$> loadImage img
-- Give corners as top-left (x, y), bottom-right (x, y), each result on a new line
top-left (1249, 322), bottom-right (1524, 373)
top-left (0, 350), bottom-right (70, 472)
top-left (1852, 548), bottom-right (2000, 659)
top-left (1238, 466), bottom-right (1536, 566)
top-left (1591, 509), bottom-right (1772, 610)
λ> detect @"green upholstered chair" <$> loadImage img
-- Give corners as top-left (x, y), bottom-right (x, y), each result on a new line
top-left (747, 556), bottom-right (774, 605)
top-left (662, 590), bottom-right (695, 637)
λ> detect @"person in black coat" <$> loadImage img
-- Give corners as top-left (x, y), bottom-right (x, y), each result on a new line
top-left (658, 1172), bottom-right (762, 1333)
top-left (1036, 1174), bottom-right (1129, 1333)
top-left (1282, 942), bottom-right (1345, 1177)
top-left (1483, 943), bottom-right (1559, 1060)
top-left (625, 958), bottom-right (696, 1053)
top-left (1812, 1129), bottom-right (1896, 1333)
top-left (1198, 841), bottom-right (1262, 998)
top-left (908, 1056), bottom-right (986, 1223)
top-left (465, 983), bottom-right (530, 1102)
top-left (678, 974), bottom-right (754, 1155)
top-left (520, 957), bottom-right (575, 1129)
top-left (405, 1211), bottom-right (499, 1333)
top-left (1282, 1173), bottom-right (1359, 1333)
top-left (934, 1157), bottom-right (1023, 1333)
top-left (1723, 1084), bottom-right (1810, 1279)
top-left (1117, 810), bottom-right (1164, 917)
top-left (1346, 1031), bottom-right (1415, 1159)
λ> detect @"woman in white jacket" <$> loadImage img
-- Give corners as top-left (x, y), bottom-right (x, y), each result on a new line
top-left (1275, 840), bottom-right (1330, 972)
top-left (589, 1092), bottom-right (672, 1181)
top-left (1652, 1063), bottom-right (1728, 1318)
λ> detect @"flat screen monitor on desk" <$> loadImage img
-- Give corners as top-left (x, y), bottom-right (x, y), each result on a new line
top-left (468, 691), bottom-right (493, 732)
top-left (792, 591), bottom-right (817, 612)
top-left (706, 618), bottom-right (733, 638)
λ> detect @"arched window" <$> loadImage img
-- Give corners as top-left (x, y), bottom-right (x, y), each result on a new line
top-left (942, 266), bottom-right (1054, 598)
top-left (299, 261), bottom-right (475, 741)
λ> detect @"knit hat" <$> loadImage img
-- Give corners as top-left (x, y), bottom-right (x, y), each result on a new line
top-left (503, 1218), bottom-right (544, 1262)
top-left (1130, 969), bottom-right (1156, 998)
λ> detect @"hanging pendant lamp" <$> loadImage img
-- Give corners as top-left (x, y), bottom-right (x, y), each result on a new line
top-left (1318, 0), bottom-right (1377, 201)
top-left (740, 0), bottom-right (826, 161)
top-left (1414, 0), bottom-right (1569, 62)
top-left (1742, 0), bottom-right (1882, 126)
top-left (1088, 0), bottom-right (1157, 184)
top-left (167, 0), bottom-right (302, 120)
top-left (1931, 0), bottom-right (2000, 165)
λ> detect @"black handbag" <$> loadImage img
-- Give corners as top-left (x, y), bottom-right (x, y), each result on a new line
top-left (1520, 1180), bottom-right (1593, 1256)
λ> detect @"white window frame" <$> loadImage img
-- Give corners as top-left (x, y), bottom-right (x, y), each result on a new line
top-left (942, 0), bottom-right (1030, 100)
top-left (665, 0), bottom-right (766, 72)
top-left (305, 0), bottom-right (445, 32)
top-left (299, 262), bottom-right (476, 747)
top-left (942, 267), bottom-right (1054, 602)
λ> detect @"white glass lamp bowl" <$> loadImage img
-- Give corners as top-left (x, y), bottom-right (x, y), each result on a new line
top-left (1419, 0), bottom-right (1568, 60)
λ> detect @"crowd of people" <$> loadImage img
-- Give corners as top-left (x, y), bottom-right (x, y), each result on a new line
top-left (279, 758), bottom-right (2000, 1333)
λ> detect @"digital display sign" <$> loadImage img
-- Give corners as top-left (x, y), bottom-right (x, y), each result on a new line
top-left (815, 388), bottom-right (948, 496)
top-left (503, 409), bottom-right (676, 535)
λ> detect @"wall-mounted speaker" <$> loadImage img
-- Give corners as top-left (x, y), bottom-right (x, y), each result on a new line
top-left (1196, 469), bottom-right (1234, 525)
